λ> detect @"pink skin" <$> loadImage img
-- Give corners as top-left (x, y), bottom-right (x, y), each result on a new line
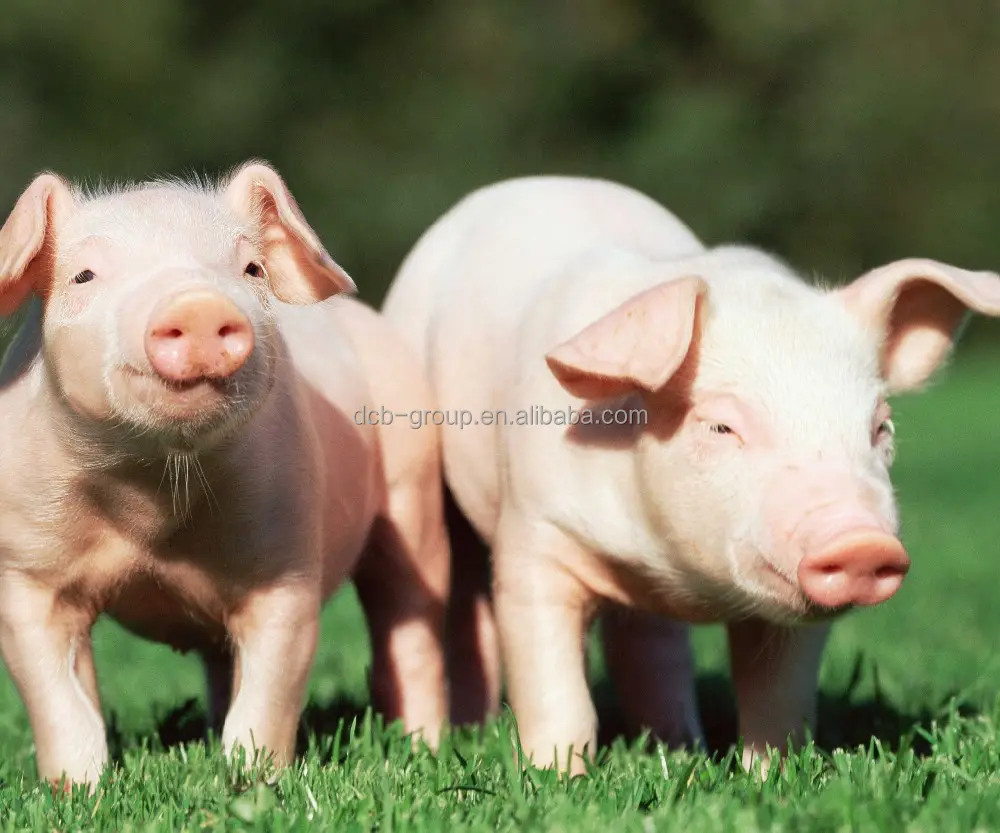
top-left (380, 176), bottom-right (1000, 778)
top-left (0, 162), bottom-right (451, 790)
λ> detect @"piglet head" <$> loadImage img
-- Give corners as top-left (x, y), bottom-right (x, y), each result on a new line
top-left (0, 160), bottom-right (354, 454)
top-left (545, 252), bottom-right (1000, 624)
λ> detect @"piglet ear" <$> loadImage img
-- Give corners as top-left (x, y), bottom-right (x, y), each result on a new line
top-left (223, 160), bottom-right (356, 304)
top-left (836, 258), bottom-right (1000, 393)
top-left (545, 275), bottom-right (708, 401)
top-left (0, 173), bottom-right (75, 316)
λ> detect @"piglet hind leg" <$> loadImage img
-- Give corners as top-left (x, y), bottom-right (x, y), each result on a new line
top-left (442, 486), bottom-right (501, 727)
top-left (201, 641), bottom-right (239, 737)
top-left (492, 513), bottom-right (599, 776)
top-left (726, 618), bottom-right (831, 777)
top-left (221, 583), bottom-right (321, 777)
top-left (600, 606), bottom-right (705, 751)
top-left (352, 475), bottom-right (450, 749)
top-left (0, 573), bottom-right (107, 790)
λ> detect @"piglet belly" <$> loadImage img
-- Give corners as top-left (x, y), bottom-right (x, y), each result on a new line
top-left (104, 575), bottom-right (227, 654)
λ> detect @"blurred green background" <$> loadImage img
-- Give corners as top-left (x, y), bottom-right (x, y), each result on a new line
top-left (2, 0), bottom-right (1000, 795)
top-left (1, 0), bottom-right (1000, 342)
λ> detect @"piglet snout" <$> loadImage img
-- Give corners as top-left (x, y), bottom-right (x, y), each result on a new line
top-left (797, 528), bottom-right (909, 609)
top-left (144, 290), bottom-right (254, 383)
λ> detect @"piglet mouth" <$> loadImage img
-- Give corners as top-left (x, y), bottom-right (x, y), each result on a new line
top-left (115, 362), bottom-right (252, 429)
top-left (759, 559), bottom-right (795, 590)
top-left (123, 364), bottom-right (237, 393)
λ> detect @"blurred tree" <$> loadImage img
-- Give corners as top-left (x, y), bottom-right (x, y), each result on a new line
top-left (0, 0), bottom-right (997, 347)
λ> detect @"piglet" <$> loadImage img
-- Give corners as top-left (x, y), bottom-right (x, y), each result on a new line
top-left (381, 175), bottom-right (1000, 775)
top-left (0, 161), bottom-right (451, 787)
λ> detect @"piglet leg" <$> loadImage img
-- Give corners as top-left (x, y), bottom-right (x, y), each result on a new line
top-left (354, 474), bottom-right (450, 748)
top-left (726, 618), bottom-right (831, 776)
top-left (0, 572), bottom-right (106, 789)
top-left (493, 514), bottom-right (598, 775)
top-left (201, 641), bottom-right (238, 734)
top-left (222, 583), bottom-right (320, 771)
top-left (442, 487), bottom-right (501, 727)
top-left (601, 606), bottom-right (704, 750)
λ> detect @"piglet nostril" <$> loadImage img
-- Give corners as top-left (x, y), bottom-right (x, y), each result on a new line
top-left (874, 564), bottom-right (904, 580)
top-left (215, 319), bottom-right (254, 368)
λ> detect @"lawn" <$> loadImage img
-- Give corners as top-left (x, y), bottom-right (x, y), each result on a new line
top-left (1, 336), bottom-right (999, 830)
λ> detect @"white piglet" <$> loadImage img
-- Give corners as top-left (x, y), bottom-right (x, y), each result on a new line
top-left (381, 175), bottom-right (1000, 775)
top-left (0, 161), bottom-right (451, 788)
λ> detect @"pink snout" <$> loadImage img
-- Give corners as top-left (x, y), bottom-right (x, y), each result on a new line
top-left (144, 290), bottom-right (254, 383)
top-left (797, 529), bottom-right (910, 609)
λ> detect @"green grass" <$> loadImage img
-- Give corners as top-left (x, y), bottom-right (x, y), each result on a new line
top-left (1, 345), bottom-right (1000, 830)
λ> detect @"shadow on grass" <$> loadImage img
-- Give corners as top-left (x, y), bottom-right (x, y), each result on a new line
top-left (106, 695), bottom-right (372, 764)
top-left (593, 655), bottom-right (981, 759)
top-left (106, 653), bottom-right (980, 768)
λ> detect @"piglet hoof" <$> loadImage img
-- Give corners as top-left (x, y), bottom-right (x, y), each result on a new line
top-left (406, 723), bottom-right (444, 754)
top-left (225, 742), bottom-right (285, 789)
top-left (513, 741), bottom-right (593, 780)
top-left (42, 759), bottom-right (106, 797)
top-left (740, 742), bottom-right (786, 781)
top-left (46, 775), bottom-right (75, 799)
top-left (46, 772), bottom-right (101, 799)
top-left (679, 726), bottom-right (707, 755)
top-left (553, 748), bottom-right (592, 779)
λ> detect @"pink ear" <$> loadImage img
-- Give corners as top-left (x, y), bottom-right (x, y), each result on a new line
top-left (222, 160), bottom-right (356, 305)
top-left (836, 258), bottom-right (1000, 393)
top-left (545, 275), bottom-right (707, 400)
top-left (0, 173), bottom-right (74, 316)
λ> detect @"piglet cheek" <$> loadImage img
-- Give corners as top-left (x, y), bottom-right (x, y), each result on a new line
top-left (45, 322), bottom-right (116, 421)
top-left (57, 290), bottom-right (96, 320)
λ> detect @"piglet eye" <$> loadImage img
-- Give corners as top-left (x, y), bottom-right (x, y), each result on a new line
top-left (71, 269), bottom-right (95, 285)
top-left (244, 262), bottom-right (264, 278)
top-left (709, 423), bottom-right (733, 435)
top-left (877, 418), bottom-right (895, 438)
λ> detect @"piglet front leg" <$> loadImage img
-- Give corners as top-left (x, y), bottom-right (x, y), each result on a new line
top-left (726, 618), bottom-right (831, 776)
top-left (222, 582), bottom-right (321, 772)
top-left (0, 572), bottom-right (107, 789)
top-left (493, 515), bottom-right (599, 776)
